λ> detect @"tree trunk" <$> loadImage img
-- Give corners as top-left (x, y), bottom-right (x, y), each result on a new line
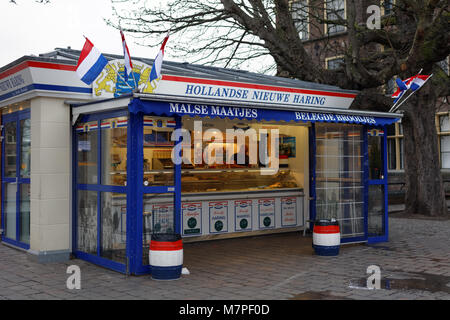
top-left (402, 84), bottom-right (448, 216)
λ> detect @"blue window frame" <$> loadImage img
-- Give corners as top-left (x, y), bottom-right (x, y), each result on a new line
top-left (72, 106), bottom-right (182, 275)
top-left (1, 109), bottom-right (31, 250)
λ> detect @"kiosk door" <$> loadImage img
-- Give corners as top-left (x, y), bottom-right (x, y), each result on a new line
top-left (74, 111), bottom-right (129, 273)
top-left (1, 109), bottom-right (31, 249)
top-left (135, 115), bottom-right (181, 275)
top-left (315, 123), bottom-right (366, 243)
top-left (366, 127), bottom-right (388, 243)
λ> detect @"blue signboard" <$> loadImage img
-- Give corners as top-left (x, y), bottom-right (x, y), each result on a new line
top-left (129, 99), bottom-right (400, 126)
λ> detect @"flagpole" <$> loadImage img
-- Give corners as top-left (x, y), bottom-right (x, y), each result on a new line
top-left (131, 68), bottom-right (138, 91)
top-left (115, 67), bottom-right (134, 90)
top-left (119, 27), bottom-right (138, 91)
top-left (389, 91), bottom-right (406, 113)
top-left (390, 91), bottom-right (415, 113)
top-left (389, 86), bottom-right (411, 112)
top-left (391, 74), bottom-right (433, 113)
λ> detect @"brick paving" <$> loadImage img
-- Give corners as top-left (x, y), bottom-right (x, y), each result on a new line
top-left (1, 217), bottom-right (450, 300)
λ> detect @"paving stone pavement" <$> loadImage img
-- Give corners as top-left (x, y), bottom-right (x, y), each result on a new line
top-left (1, 217), bottom-right (450, 300)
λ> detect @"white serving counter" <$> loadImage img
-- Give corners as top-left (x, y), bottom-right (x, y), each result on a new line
top-left (143, 188), bottom-right (305, 242)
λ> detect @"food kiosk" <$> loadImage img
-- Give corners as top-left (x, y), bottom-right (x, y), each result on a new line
top-left (71, 58), bottom-right (401, 274)
top-left (0, 48), bottom-right (401, 274)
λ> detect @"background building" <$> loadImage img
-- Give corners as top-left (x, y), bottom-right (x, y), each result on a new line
top-left (290, 0), bottom-right (450, 207)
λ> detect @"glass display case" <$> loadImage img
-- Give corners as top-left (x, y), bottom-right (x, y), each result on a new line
top-left (181, 168), bottom-right (301, 193)
top-left (141, 116), bottom-right (307, 193)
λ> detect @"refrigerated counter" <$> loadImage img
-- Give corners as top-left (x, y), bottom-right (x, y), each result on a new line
top-left (143, 167), bottom-right (305, 242)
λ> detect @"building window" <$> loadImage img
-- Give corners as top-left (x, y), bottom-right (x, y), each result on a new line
top-left (438, 114), bottom-right (450, 169)
top-left (381, 0), bottom-right (394, 15)
top-left (325, 0), bottom-right (346, 34)
top-left (386, 122), bottom-right (404, 170)
top-left (292, 0), bottom-right (309, 40)
top-left (325, 56), bottom-right (344, 70)
top-left (437, 56), bottom-right (449, 76)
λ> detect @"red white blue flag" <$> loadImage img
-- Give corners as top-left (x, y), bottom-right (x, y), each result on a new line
top-left (149, 34), bottom-right (169, 83)
top-left (120, 30), bottom-right (133, 82)
top-left (410, 74), bottom-right (431, 91)
top-left (76, 38), bottom-right (108, 85)
top-left (389, 71), bottom-right (432, 113)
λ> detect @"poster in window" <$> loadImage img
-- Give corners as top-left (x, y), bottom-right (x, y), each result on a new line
top-left (280, 137), bottom-right (296, 158)
top-left (182, 202), bottom-right (202, 236)
top-left (234, 200), bottom-right (252, 232)
top-left (281, 197), bottom-right (297, 227)
top-left (209, 201), bottom-right (228, 233)
top-left (258, 198), bottom-right (275, 229)
top-left (152, 203), bottom-right (174, 233)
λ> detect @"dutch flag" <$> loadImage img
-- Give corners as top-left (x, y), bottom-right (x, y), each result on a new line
top-left (76, 38), bottom-right (108, 85)
top-left (149, 34), bottom-right (170, 83)
top-left (120, 30), bottom-right (133, 82)
top-left (410, 74), bottom-right (431, 91)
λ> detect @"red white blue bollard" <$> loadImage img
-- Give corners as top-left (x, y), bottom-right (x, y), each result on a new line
top-left (149, 234), bottom-right (183, 280)
top-left (312, 219), bottom-right (341, 256)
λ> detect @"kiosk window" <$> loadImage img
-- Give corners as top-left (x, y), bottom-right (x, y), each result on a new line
top-left (143, 116), bottom-right (175, 186)
top-left (20, 119), bottom-right (31, 178)
top-left (101, 192), bottom-right (127, 263)
top-left (315, 123), bottom-right (364, 239)
top-left (368, 130), bottom-right (384, 180)
top-left (101, 116), bottom-right (128, 186)
top-left (179, 117), bottom-right (307, 193)
top-left (77, 190), bottom-right (98, 255)
top-left (77, 121), bottom-right (98, 184)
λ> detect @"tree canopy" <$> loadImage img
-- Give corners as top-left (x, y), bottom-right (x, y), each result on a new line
top-left (108, 0), bottom-right (449, 110)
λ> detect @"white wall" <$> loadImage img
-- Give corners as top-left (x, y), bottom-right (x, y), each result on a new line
top-left (30, 97), bottom-right (71, 254)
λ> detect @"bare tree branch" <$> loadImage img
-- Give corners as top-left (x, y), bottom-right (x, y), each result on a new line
top-left (108, 0), bottom-right (449, 91)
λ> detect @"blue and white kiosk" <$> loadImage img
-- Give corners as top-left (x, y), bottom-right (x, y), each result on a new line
top-left (0, 48), bottom-right (401, 274)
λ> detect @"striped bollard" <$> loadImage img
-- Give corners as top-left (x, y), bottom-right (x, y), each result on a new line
top-left (149, 234), bottom-right (183, 280)
top-left (312, 219), bottom-right (340, 256)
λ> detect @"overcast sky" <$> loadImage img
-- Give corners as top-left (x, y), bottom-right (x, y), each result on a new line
top-left (0, 0), bottom-right (166, 67)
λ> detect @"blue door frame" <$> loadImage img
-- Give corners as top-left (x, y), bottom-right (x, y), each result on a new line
top-left (72, 106), bottom-right (182, 275)
top-left (131, 111), bottom-right (182, 275)
top-left (309, 123), bottom-right (389, 244)
top-left (72, 109), bottom-right (129, 274)
top-left (366, 125), bottom-right (389, 244)
top-left (1, 109), bottom-right (31, 250)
